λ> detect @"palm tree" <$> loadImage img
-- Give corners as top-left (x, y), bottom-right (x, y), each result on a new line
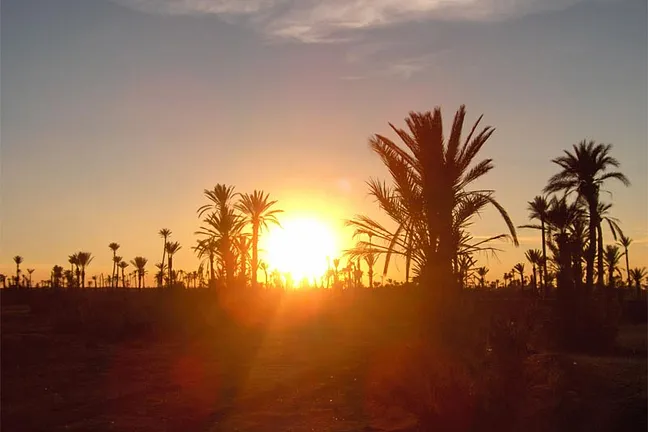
top-left (476, 266), bottom-right (489, 289)
top-left (525, 249), bottom-right (543, 293)
top-left (514, 263), bottom-right (525, 287)
top-left (51, 265), bottom-right (64, 288)
top-left (108, 243), bottom-right (120, 288)
top-left (154, 262), bottom-right (165, 287)
top-left (158, 229), bottom-right (172, 286)
top-left (258, 260), bottom-right (269, 287)
top-left (26, 268), bottom-right (35, 288)
top-left (233, 234), bottom-right (252, 281)
top-left (130, 256), bottom-right (148, 290)
top-left (629, 267), bottom-right (646, 299)
top-left (544, 197), bottom-right (583, 294)
top-left (13, 256), bottom-right (23, 288)
top-left (545, 140), bottom-right (629, 291)
top-left (165, 241), bottom-right (182, 288)
top-left (236, 191), bottom-right (283, 289)
top-left (113, 256), bottom-right (122, 286)
top-left (603, 245), bottom-right (622, 289)
top-left (617, 234), bottom-right (632, 287)
top-left (595, 202), bottom-right (622, 289)
top-left (0, 274), bottom-right (6, 289)
top-left (345, 106), bottom-right (517, 298)
top-left (193, 237), bottom-right (218, 288)
top-left (76, 252), bottom-right (93, 289)
top-left (118, 261), bottom-right (129, 288)
top-left (521, 196), bottom-right (550, 293)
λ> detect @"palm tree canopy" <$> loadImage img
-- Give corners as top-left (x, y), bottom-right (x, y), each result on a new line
top-left (525, 249), bottom-right (543, 265)
top-left (108, 243), bottom-right (120, 252)
top-left (76, 252), bottom-right (93, 267)
top-left (630, 267), bottom-right (646, 285)
top-left (604, 245), bottom-right (622, 269)
top-left (118, 261), bottom-right (129, 269)
top-left (130, 256), bottom-right (148, 271)
top-left (13, 256), bottom-right (23, 265)
top-left (198, 184), bottom-right (238, 217)
top-left (158, 228), bottom-right (172, 238)
top-left (236, 190), bottom-right (283, 230)
top-left (545, 140), bottom-right (630, 197)
top-left (618, 234), bottom-right (632, 249)
top-left (165, 241), bottom-right (182, 256)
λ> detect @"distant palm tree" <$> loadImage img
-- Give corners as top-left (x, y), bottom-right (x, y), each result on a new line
top-left (118, 261), bottom-right (129, 288)
top-left (130, 256), bottom-right (148, 290)
top-left (603, 245), bottom-right (622, 289)
top-left (525, 249), bottom-right (543, 293)
top-left (154, 262), bottom-right (165, 287)
top-left (617, 234), bottom-right (632, 287)
top-left (76, 252), bottom-right (93, 289)
top-left (69, 253), bottom-right (81, 287)
top-left (13, 255), bottom-right (23, 288)
top-left (26, 268), bottom-right (35, 288)
top-left (193, 237), bottom-right (218, 288)
top-left (0, 274), bottom-right (6, 289)
top-left (521, 196), bottom-right (550, 293)
top-left (595, 202), bottom-right (622, 289)
top-left (158, 229), bottom-right (172, 286)
top-left (545, 140), bottom-right (629, 291)
top-left (332, 258), bottom-right (341, 285)
top-left (51, 265), bottom-right (64, 288)
top-left (92, 275), bottom-right (98, 288)
top-left (165, 241), bottom-right (182, 288)
top-left (629, 267), bottom-right (646, 299)
top-left (514, 263), bottom-right (525, 287)
top-left (108, 243), bottom-right (120, 288)
top-left (258, 260), bottom-right (269, 287)
top-left (476, 266), bottom-right (489, 289)
top-left (236, 190), bottom-right (283, 289)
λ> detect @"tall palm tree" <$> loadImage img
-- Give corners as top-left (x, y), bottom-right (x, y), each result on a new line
top-left (514, 263), bottom-right (525, 287)
top-left (258, 260), bottom-right (269, 287)
top-left (118, 261), bottom-right (129, 288)
top-left (544, 197), bottom-right (583, 294)
top-left (26, 268), bottom-right (35, 288)
top-left (603, 245), bottom-right (622, 289)
top-left (233, 234), bottom-right (252, 281)
top-left (193, 237), bottom-right (218, 287)
top-left (158, 229), bottom-right (172, 286)
top-left (154, 262), bottom-right (165, 287)
top-left (13, 256), bottom-right (23, 288)
top-left (629, 267), bottom-right (646, 299)
top-left (346, 106), bottom-right (517, 297)
top-left (525, 249), bottom-right (543, 293)
top-left (594, 202), bottom-right (622, 289)
top-left (108, 243), bottom-right (120, 288)
top-left (76, 252), bottom-right (93, 289)
top-left (68, 253), bottom-right (80, 288)
top-left (236, 191), bottom-right (283, 289)
top-left (130, 256), bottom-right (148, 290)
top-left (521, 196), bottom-right (550, 292)
top-left (113, 256), bottom-right (123, 287)
top-left (618, 234), bottom-right (632, 286)
top-left (545, 140), bottom-right (629, 291)
top-left (476, 266), bottom-right (489, 289)
top-left (165, 241), bottom-right (182, 288)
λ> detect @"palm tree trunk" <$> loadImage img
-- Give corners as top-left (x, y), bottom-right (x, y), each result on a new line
top-left (624, 248), bottom-right (630, 287)
top-left (168, 256), bottom-right (173, 288)
top-left (586, 201), bottom-right (597, 293)
top-left (597, 223), bottom-right (604, 290)
top-left (209, 253), bottom-right (215, 287)
top-left (252, 224), bottom-right (259, 289)
top-left (541, 219), bottom-right (548, 297)
top-left (81, 269), bottom-right (85, 289)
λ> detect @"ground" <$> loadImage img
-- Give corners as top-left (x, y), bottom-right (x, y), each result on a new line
top-left (1, 293), bottom-right (646, 431)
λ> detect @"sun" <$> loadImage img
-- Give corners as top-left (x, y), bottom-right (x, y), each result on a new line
top-left (261, 217), bottom-right (338, 283)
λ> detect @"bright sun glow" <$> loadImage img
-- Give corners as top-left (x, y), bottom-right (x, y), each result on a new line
top-left (261, 218), bottom-right (338, 283)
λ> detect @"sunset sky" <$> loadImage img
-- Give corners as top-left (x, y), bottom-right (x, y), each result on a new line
top-left (1, 0), bottom-right (646, 283)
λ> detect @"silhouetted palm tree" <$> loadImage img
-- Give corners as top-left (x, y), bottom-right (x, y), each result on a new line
top-left (108, 243), bottom-right (120, 288)
top-left (476, 266), bottom-right (489, 289)
top-left (595, 202), bottom-right (622, 289)
top-left (258, 260), bottom-right (269, 287)
top-left (165, 241), bottom-right (182, 288)
top-left (233, 234), bottom-right (252, 281)
top-left (68, 253), bottom-right (80, 288)
top-left (113, 255), bottom-right (122, 286)
top-left (236, 191), bottom-right (283, 289)
top-left (26, 268), bottom-right (35, 288)
top-left (525, 249), bottom-right (542, 293)
top-left (0, 274), bottom-right (6, 289)
top-left (346, 106), bottom-right (517, 296)
top-left (545, 140), bottom-right (629, 291)
top-left (193, 237), bottom-right (218, 288)
top-left (603, 245), bottom-right (622, 288)
top-left (154, 262), bottom-right (165, 287)
top-left (158, 229), bottom-right (171, 286)
top-left (13, 256), bottom-right (23, 288)
top-left (521, 196), bottom-right (550, 292)
top-left (51, 265), bottom-right (64, 288)
top-left (118, 261), bottom-right (129, 288)
top-left (77, 252), bottom-right (93, 289)
top-left (617, 234), bottom-right (632, 286)
top-left (629, 267), bottom-right (646, 299)
top-left (130, 256), bottom-right (148, 290)
top-left (544, 197), bottom-right (583, 293)
top-left (514, 263), bottom-right (525, 287)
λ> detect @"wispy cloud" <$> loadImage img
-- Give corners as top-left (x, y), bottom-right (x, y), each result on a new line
top-left (114, 0), bottom-right (592, 43)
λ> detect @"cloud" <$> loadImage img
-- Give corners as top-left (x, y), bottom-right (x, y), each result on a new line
top-left (113, 0), bottom-right (593, 43)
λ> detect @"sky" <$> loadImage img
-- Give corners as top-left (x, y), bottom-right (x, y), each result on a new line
top-left (1, 0), bottom-right (647, 284)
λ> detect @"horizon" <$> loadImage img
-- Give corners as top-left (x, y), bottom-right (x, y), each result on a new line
top-left (1, 0), bottom-right (647, 285)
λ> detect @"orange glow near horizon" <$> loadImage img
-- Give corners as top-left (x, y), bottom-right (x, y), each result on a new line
top-left (261, 217), bottom-right (339, 283)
